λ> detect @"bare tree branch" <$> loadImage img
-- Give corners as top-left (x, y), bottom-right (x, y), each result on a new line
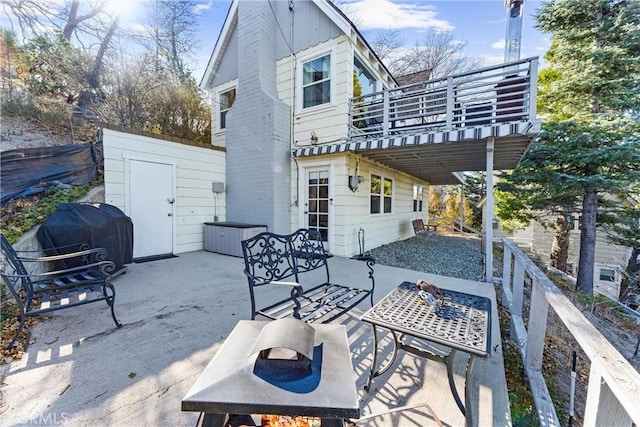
top-left (390, 30), bottom-right (482, 78)
top-left (371, 29), bottom-right (404, 64)
top-left (62, 0), bottom-right (107, 40)
top-left (1, 0), bottom-right (58, 41)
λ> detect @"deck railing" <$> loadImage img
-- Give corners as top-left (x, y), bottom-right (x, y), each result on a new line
top-left (349, 57), bottom-right (538, 139)
top-left (430, 216), bottom-right (482, 235)
top-left (499, 238), bottom-right (640, 427)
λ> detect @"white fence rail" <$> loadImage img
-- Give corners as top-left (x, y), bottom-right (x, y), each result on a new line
top-left (500, 238), bottom-right (640, 427)
top-left (349, 57), bottom-right (538, 139)
top-left (430, 216), bottom-right (482, 235)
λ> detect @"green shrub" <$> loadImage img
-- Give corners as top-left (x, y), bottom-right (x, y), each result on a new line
top-left (1, 185), bottom-right (91, 244)
top-left (1, 94), bottom-right (39, 118)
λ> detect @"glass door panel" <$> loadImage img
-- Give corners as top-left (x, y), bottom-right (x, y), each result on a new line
top-left (305, 169), bottom-right (330, 242)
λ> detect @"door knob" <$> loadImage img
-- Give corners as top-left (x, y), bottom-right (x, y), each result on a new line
top-left (167, 213), bottom-right (173, 216)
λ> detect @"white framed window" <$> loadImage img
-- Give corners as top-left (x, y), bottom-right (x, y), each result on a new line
top-left (219, 88), bottom-right (236, 129)
top-left (599, 268), bottom-right (616, 282)
top-left (214, 81), bottom-right (237, 132)
top-left (298, 50), bottom-right (332, 111)
top-left (413, 184), bottom-right (424, 212)
top-left (354, 56), bottom-right (377, 97)
top-left (371, 174), bottom-right (393, 214)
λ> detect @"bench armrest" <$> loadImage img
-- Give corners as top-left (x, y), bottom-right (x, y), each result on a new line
top-left (16, 260), bottom-right (116, 279)
top-left (17, 247), bottom-right (109, 263)
top-left (13, 242), bottom-right (90, 254)
top-left (266, 281), bottom-right (305, 321)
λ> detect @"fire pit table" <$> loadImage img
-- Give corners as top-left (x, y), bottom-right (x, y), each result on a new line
top-left (182, 319), bottom-right (359, 427)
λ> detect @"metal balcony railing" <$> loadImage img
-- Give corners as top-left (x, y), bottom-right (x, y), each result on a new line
top-left (349, 57), bottom-right (538, 140)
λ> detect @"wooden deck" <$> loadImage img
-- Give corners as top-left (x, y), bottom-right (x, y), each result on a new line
top-left (348, 58), bottom-right (537, 141)
top-left (294, 58), bottom-right (540, 186)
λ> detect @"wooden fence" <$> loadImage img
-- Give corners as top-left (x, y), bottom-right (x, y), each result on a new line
top-left (500, 238), bottom-right (640, 426)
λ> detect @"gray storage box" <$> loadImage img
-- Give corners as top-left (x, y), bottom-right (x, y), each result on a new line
top-left (204, 222), bottom-right (267, 257)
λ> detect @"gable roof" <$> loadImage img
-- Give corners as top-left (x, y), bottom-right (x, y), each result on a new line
top-left (200, 1), bottom-right (237, 89)
top-left (200, 0), bottom-right (397, 89)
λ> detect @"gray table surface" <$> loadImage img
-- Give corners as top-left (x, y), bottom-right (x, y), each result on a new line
top-left (182, 320), bottom-right (359, 420)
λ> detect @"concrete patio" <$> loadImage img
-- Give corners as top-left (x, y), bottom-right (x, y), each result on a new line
top-left (0, 250), bottom-right (510, 426)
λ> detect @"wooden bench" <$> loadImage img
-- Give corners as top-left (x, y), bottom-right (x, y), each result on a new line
top-left (412, 219), bottom-right (437, 235)
top-left (1, 233), bottom-right (122, 349)
top-left (241, 228), bottom-right (375, 324)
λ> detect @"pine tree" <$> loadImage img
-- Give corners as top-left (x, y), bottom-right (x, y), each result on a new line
top-left (497, 0), bottom-right (640, 294)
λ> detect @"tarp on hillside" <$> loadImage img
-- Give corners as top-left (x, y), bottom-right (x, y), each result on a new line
top-left (1, 141), bottom-right (102, 206)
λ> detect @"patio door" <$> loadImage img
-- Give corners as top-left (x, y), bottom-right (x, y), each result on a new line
top-left (304, 168), bottom-right (331, 245)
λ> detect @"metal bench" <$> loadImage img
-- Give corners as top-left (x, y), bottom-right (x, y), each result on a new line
top-left (241, 228), bottom-right (375, 324)
top-left (1, 233), bottom-right (122, 349)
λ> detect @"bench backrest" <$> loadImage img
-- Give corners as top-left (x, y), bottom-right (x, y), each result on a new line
top-left (290, 229), bottom-right (330, 275)
top-left (241, 229), bottom-right (329, 287)
top-left (1, 234), bottom-right (29, 276)
top-left (1, 234), bottom-right (37, 310)
top-left (412, 219), bottom-right (426, 233)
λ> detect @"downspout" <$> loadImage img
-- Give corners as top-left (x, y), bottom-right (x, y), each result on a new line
top-left (289, 1), bottom-right (299, 209)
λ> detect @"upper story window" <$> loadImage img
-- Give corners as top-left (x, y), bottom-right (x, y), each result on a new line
top-left (302, 54), bottom-right (331, 109)
top-left (354, 57), bottom-right (377, 97)
top-left (219, 88), bottom-right (236, 130)
top-left (413, 185), bottom-right (424, 212)
top-left (371, 174), bottom-right (393, 214)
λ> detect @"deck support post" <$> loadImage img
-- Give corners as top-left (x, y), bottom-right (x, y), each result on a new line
top-left (485, 138), bottom-right (495, 282)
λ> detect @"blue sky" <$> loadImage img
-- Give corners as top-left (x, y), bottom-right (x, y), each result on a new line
top-left (1, 0), bottom-right (550, 79)
top-left (191, 0), bottom-right (550, 79)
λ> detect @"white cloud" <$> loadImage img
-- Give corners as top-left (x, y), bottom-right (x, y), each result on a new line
top-left (491, 39), bottom-right (506, 50)
top-left (342, 0), bottom-right (454, 31)
top-left (104, 0), bottom-right (145, 20)
top-left (194, 1), bottom-right (213, 15)
top-left (127, 22), bottom-right (149, 37)
top-left (478, 53), bottom-right (505, 66)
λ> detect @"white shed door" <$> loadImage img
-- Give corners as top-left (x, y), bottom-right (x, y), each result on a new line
top-left (129, 160), bottom-right (174, 258)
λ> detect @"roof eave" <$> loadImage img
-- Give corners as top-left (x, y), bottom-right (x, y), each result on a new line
top-left (318, 0), bottom-right (398, 87)
top-left (199, 0), bottom-right (238, 90)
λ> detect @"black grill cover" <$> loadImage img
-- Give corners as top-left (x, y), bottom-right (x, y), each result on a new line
top-left (37, 203), bottom-right (133, 272)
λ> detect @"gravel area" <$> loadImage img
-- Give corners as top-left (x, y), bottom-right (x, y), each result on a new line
top-left (368, 231), bottom-right (485, 281)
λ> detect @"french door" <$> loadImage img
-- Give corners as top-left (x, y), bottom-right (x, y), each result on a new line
top-left (304, 168), bottom-right (330, 244)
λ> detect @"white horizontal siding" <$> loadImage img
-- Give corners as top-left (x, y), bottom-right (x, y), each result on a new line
top-left (274, 36), bottom-right (352, 146)
top-left (294, 153), bottom-right (428, 257)
top-left (530, 221), bottom-right (631, 296)
top-left (103, 128), bottom-right (226, 254)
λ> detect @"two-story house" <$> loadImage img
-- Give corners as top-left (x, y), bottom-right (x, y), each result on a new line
top-left (102, 0), bottom-right (539, 272)
top-left (200, 0), bottom-right (540, 271)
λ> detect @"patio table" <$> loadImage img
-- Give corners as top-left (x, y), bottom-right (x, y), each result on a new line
top-left (360, 281), bottom-right (491, 427)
